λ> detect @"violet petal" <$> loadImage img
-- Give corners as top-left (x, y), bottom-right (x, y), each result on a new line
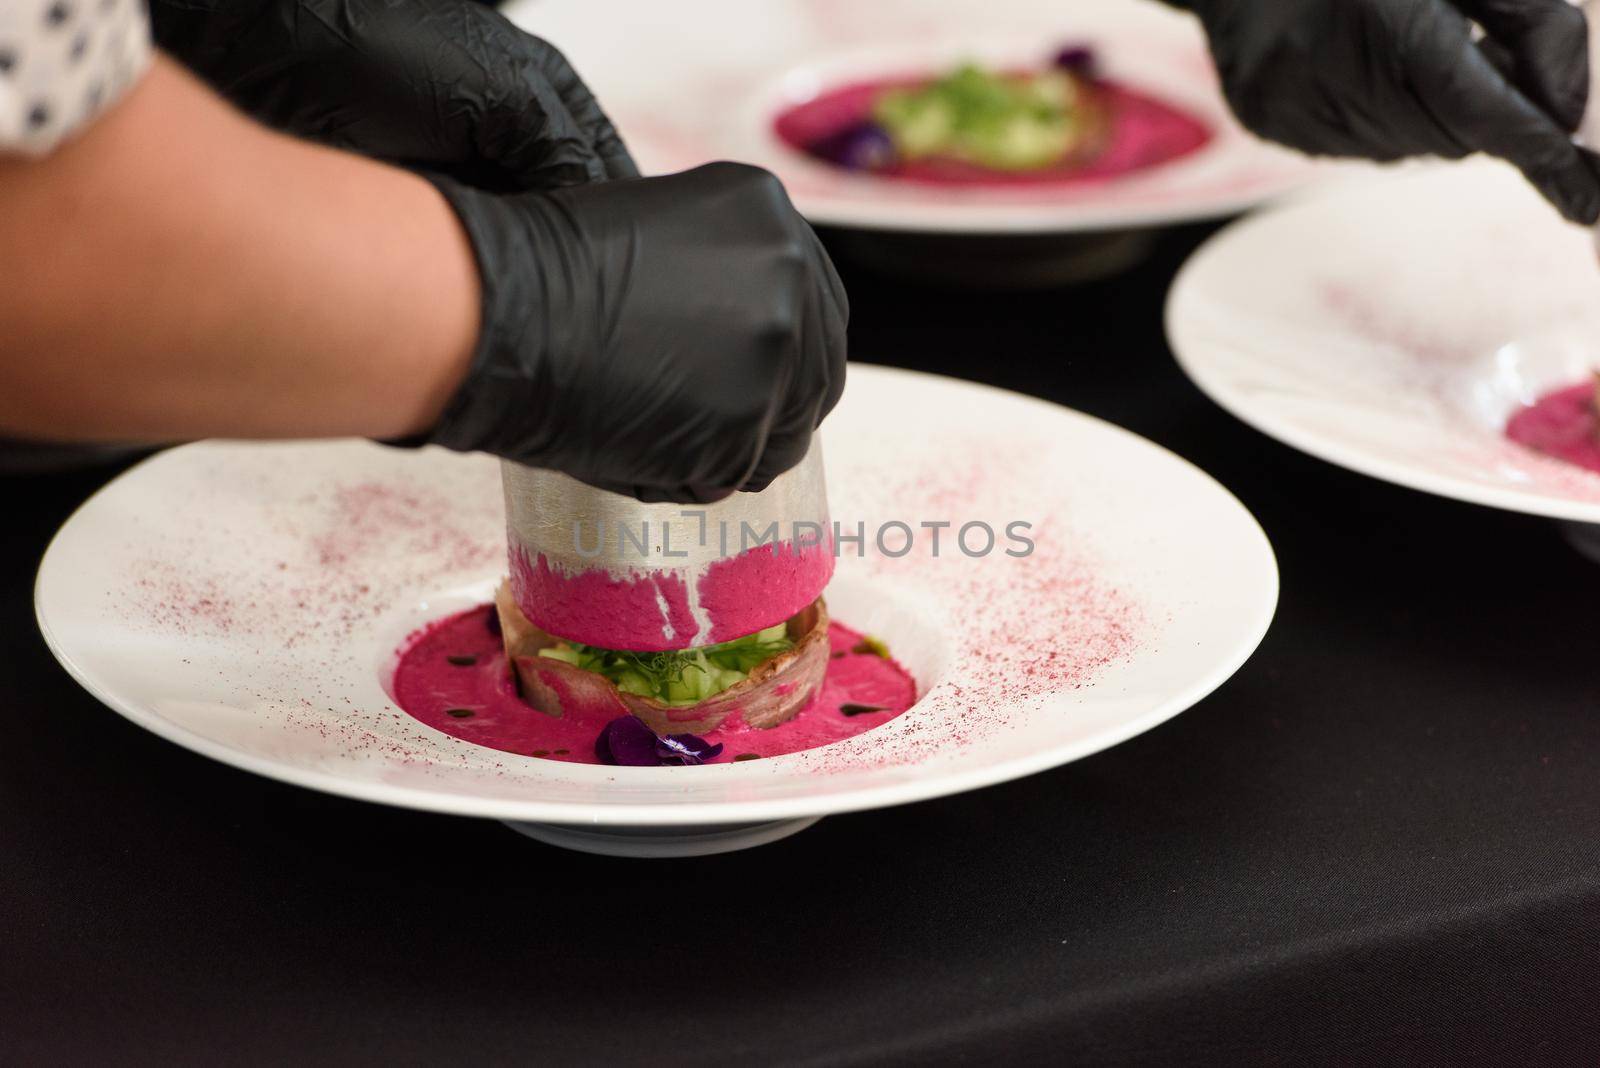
top-left (595, 716), bottom-right (661, 767)
top-left (656, 733), bottom-right (725, 766)
top-left (809, 121), bottom-right (897, 171)
top-left (1052, 44), bottom-right (1097, 75)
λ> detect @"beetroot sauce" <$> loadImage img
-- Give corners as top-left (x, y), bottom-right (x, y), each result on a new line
top-left (774, 76), bottom-right (1211, 187)
top-left (509, 536), bottom-right (835, 652)
top-left (1505, 382), bottom-right (1600, 474)
top-left (391, 605), bottom-right (916, 764)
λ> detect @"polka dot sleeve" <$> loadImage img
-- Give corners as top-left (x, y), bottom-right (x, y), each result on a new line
top-left (0, 0), bottom-right (151, 155)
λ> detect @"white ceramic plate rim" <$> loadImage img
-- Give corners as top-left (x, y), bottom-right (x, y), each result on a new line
top-left (1165, 165), bottom-right (1600, 526)
top-left (35, 369), bottom-right (1278, 825)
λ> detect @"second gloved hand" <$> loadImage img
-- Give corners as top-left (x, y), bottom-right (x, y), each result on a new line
top-left (152, 0), bottom-right (634, 191)
top-left (427, 163), bottom-right (849, 505)
top-left (1171, 0), bottom-right (1600, 223)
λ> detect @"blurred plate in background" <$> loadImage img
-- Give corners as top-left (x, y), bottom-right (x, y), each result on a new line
top-left (1166, 160), bottom-right (1600, 534)
top-left (505, 0), bottom-right (1325, 243)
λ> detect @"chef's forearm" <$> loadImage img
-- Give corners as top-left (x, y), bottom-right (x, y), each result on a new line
top-left (0, 55), bottom-right (480, 443)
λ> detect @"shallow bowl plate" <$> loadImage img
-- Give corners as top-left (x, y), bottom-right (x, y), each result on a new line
top-left (503, 0), bottom-right (1321, 234)
top-left (36, 366), bottom-right (1276, 841)
top-left (1167, 160), bottom-right (1600, 525)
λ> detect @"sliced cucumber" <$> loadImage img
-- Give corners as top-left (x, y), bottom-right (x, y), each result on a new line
top-left (614, 670), bottom-right (656, 698)
top-left (872, 62), bottom-right (1086, 171)
top-left (545, 619), bottom-right (797, 704)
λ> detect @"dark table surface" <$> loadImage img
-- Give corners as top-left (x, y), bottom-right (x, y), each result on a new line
top-left (6, 223), bottom-right (1600, 1066)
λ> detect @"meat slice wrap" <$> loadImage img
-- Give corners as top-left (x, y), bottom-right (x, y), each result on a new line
top-left (495, 582), bottom-right (829, 736)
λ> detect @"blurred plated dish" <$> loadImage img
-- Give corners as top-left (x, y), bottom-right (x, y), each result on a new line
top-left (503, 0), bottom-right (1323, 236)
top-left (1166, 160), bottom-right (1600, 555)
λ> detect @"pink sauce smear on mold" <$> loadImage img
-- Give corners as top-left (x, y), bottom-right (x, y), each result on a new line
top-left (1505, 382), bottom-right (1600, 474)
top-left (510, 547), bottom-right (698, 652)
top-left (509, 538), bottom-right (834, 651)
top-left (390, 605), bottom-right (915, 764)
top-left (774, 77), bottom-right (1211, 187)
top-left (697, 537), bottom-right (836, 644)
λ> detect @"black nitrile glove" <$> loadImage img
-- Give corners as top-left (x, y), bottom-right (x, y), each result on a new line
top-left (151, 0), bottom-right (634, 191)
top-left (1169, 0), bottom-right (1600, 223)
top-left (427, 162), bottom-right (849, 505)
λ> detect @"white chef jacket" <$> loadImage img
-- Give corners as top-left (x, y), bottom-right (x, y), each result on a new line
top-left (0, 0), bottom-right (150, 154)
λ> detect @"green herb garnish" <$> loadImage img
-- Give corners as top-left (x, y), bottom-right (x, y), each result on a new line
top-left (733, 753), bottom-right (762, 762)
top-left (536, 623), bottom-right (794, 706)
top-left (444, 707), bottom-right (474, 718)
top-left (446, 654), bottom-right (477, 667)
top-left (839, 703), bottom-right (889, 717)
top-left (873, 63), bottom-right (1086, 170)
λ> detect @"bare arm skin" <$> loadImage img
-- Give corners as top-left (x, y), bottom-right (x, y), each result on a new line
top-left (0, 56), bottom-right (480, 443)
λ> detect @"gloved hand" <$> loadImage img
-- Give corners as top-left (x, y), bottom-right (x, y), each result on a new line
top-left (427, 162), bottom-right (849, 504)
top-left (1169, 0), bottom-right (1600, 223)
top-left (151, 0), bottom-right (634, 191)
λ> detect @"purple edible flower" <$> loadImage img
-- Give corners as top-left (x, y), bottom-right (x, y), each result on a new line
top-left (656, 732), bottom-right (724, 766)
top-left (594, 716), bottom-right (724, 767)
top-left (595, 715), bottom-right (662, 767)
top-left (809, 121), bottom-right (897, 172)
top-left (1052, 44), bottom-right (1098, 76)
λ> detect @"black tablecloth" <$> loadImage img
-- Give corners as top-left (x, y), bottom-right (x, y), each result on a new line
top-left (7, 224), bottom-right (1600, 1066)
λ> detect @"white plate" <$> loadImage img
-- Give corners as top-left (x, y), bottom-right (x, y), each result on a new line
top-left (1167, 159), bottom-right (1600, 525)
top-left (36, 366), bottom-right (1276, 850)
top-left (505, 0), bottom-right (1322, 233)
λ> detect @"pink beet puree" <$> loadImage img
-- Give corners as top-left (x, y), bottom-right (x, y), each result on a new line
top-left (390, 605), bottom-right (915, 764)
top-left (510, 545), bottom-right (697, 652)
top-left (509, 538), bottom-right (833, 651)
top-left (774, 78), bottom-right (1211, 186)
top-left (698, 537), bottom-right (835, 644)
top-left (1505, 382), bottom-right (1600, 474)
